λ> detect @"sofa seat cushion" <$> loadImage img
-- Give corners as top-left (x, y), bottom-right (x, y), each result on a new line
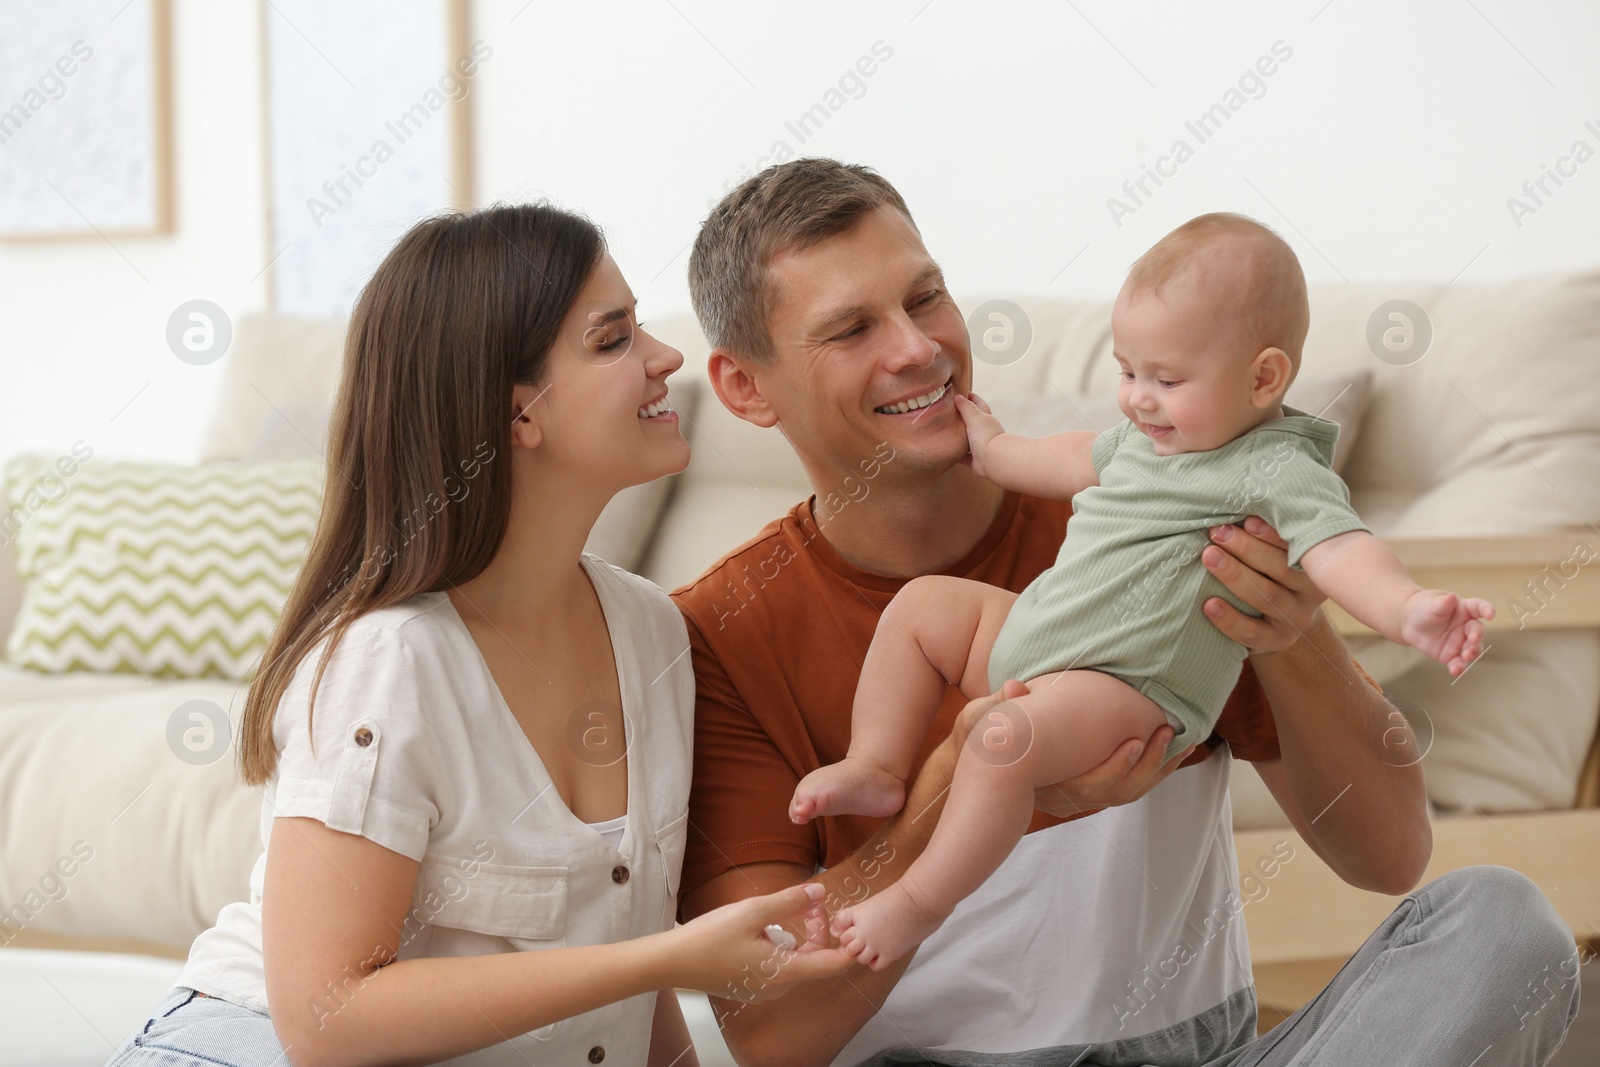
top-left (0, 671), bottom-right (259, 948)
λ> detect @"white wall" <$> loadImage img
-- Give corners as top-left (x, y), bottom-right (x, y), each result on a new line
top-left (3, 0), bottom-right (1597, 464)
top-left (0, 0), bottom-right (267, 465)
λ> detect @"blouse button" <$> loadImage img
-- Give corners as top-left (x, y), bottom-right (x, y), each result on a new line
top-left (611, 865), bottom-right (629, 884)
top-left (588, 1047), bottom-right (605, 1063)
top-left (353, 727), bottom-right (373, 747)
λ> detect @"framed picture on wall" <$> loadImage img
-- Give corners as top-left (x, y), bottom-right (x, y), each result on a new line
top-left (0, 0), bottom-right (174, 241)
top-left (260, 0), bottom-right (478, 315)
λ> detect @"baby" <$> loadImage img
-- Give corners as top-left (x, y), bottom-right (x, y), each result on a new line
top-left (791, 213), bottom-right (1493, 970)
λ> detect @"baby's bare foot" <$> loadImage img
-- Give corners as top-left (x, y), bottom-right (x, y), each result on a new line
top-left (790, 758), bottom-right (906, 824)
top-left (831, 883), bottom-right (948, 971)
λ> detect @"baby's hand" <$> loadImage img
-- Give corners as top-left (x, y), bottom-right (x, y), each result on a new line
top-left (1400, 590), bottom-right (1495, 675)
top-left (955, 392), bottom-right (1005, 479)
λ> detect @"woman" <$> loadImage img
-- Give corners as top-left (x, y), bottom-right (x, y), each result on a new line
top-left (107, 204), bottom-right (850, 1066)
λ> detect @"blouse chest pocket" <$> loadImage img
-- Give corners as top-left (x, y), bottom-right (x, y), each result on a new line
top-left (412, 854), bottom-right (568, 948)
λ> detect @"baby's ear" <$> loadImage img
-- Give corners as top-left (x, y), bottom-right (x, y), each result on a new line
top-left (1250, 347), bottom-right (1293, 407)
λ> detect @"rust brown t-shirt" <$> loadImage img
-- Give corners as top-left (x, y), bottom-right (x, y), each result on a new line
top-left (671, 490), bottom-right (1285, 902)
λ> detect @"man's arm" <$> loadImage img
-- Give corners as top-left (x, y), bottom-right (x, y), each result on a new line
top-left (1200, 517), bottom-right (1432, 894)
top-left (682, 687), bottom-right (975, 1067)
top-left (648, 987), bottom-right (700, 1067)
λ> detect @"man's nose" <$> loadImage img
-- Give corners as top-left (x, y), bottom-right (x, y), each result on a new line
top-left (881, 313), bottom-right (938, 374)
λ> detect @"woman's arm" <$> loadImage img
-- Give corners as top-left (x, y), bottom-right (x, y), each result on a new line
top-left (262, 818), bottom-right (848, 1067)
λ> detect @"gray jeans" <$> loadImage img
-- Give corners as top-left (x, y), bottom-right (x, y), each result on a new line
top-left (1206, 865), bottom-right (1580, 1067)
top-left (866, 865), bottom-right (1581, 1067)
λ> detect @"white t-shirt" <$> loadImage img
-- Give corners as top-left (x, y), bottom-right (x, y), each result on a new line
top-left (834, 746), bottom-right (1257, 1064)
top-left (178, 555), bottom-right (695, 1066)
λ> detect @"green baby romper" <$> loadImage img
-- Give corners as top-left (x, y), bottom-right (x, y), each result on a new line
top-left (986, 405), bottom-right (1370, 757)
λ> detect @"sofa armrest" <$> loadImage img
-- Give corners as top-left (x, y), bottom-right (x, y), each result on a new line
top-left (1325, 532), bottom-right (1600, 635)
top-left (1236, 810), bottom-right (1600, 968)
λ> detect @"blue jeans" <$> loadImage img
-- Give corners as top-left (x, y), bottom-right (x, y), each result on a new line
top-left (105, 987), bottom-right (290, 1066)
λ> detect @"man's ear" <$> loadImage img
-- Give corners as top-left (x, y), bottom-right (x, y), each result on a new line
top-left (509, 381), bottom-right (546, 450)
top-left (707, 348), bottom-right (779, 429)
top-left (1250, 347), bottom-right (1293, 409)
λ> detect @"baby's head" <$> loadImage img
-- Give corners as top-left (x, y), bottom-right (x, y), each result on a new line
top-left (1111, 213), bottom-right (1308, 455)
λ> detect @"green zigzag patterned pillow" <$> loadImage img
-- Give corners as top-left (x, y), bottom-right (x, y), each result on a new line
top-left (3, 456), bottom-right (324, 680)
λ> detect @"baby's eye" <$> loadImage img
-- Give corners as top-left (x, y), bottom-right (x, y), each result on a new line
top-left (1120, 370), bottom-right (1135, 381)
top-left (1158, 379), bottom-right (1180, 388)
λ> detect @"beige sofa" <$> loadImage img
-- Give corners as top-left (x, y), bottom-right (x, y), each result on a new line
top-left (3, 272), bottom-right (1599, 1024)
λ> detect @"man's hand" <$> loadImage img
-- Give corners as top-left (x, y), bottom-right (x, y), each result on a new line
top-left (1208, 521), bottom-right (1433, 894)
top-left (1200, 516), bottom-right (1326, 655)
top-left (956, 679), bottom-right (1196, 819)
top-left (1032, 724), bottom-right (1195, 818)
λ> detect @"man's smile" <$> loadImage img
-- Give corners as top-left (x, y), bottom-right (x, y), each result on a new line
top-left (874, 377), bottom-right (953, 416)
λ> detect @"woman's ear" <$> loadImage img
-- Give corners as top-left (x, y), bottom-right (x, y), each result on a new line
top-left (1250, 347), bottom-right (1293, 409)
top-left (707, 348), bottom-right (779, 429)
top-left (509, 382), bottom-right (547, 450)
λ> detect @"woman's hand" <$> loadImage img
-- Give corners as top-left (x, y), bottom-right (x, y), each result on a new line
top-left (669, 883), bottom-right (855, 1002)
top-left (1200, 516), bottom-right (1327, 656)
top-left (951, 680), bottom-right (1196, 819)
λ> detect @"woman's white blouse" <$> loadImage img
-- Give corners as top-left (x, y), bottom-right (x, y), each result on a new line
top-left (177, 555), bottom-right (696, 1065)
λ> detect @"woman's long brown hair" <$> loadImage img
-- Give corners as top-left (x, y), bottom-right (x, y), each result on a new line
top-left (237, 204), bottom-right (605, 786)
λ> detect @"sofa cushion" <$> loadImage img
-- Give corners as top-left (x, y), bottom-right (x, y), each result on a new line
top-left (1303, 272), bottom-right (1600, 537)
top-left (0, 669), bottom-right (259, 948)
top-left (4, 456), bottom-right (322, 680)
top-left (964, 275), bottom-right (1600, 535)
top-left (202, 314), bottom-right (699, 575)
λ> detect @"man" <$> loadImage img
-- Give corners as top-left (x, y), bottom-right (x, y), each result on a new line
top-left (671, 158), bottom-right (1577, 1066)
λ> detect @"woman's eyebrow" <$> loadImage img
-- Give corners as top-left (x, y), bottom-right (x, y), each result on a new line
top-left (588, 299), bottom-right (639, 328)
